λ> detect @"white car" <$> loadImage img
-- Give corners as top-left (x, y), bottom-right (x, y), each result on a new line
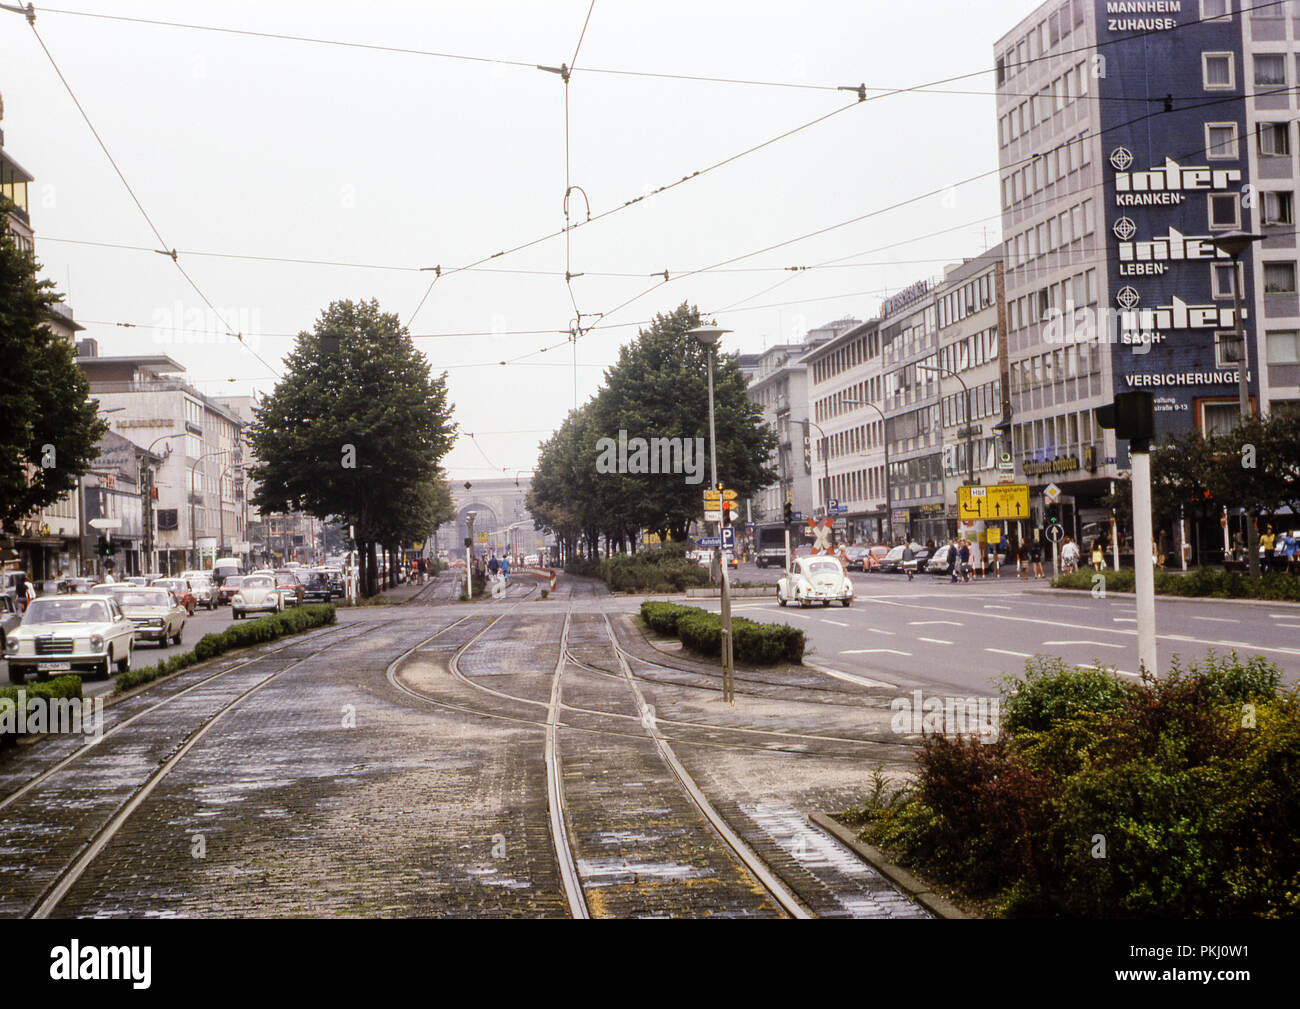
top-left (107, 585), bottom-right (187, 647)
top-left (231, 574), bottom-right (284, 619)
top-left (5, 594), bottom-right (134, 682)
top-left (778, 556), bottom-right (854, 608)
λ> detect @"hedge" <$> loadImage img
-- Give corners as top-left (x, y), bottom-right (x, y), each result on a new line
top-left (846, 652), bottom-right (1299, 917)
top-left (639, 601), bottom-right (805, 665)
top-left (0, 676), bottom-right (85, 744)
top-left (1052, 566), bottom-right (1300, 602)
top-left (567, 545), bottom-right (710, 593)
top-left (116, 604), bottom-right (337, 693)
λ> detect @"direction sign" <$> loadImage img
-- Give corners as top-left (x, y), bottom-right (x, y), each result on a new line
top-left (1045, 522), bottom-right (1065, 544)
top-left (958, 484), bottom-right (1029, 520)
top-left (88, 518), bottom-right (122, 530)
top-left (1044, 482), bottom-right (1062, 504)
top-left (704, 510), bottom-right (722, 522)
top-left (986, 527), bottom-right (1001, 545)
top-left (696, 536), bottom-right (721, 548)
top-left (722, 489), bottom-right (738, 501)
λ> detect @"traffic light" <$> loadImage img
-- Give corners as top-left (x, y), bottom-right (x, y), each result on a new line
top-left (1096, 391), bottom-right (1155, 451)
top-left (721, 500), bottom-right (733, 527)
top-left (783, 501), bottom-right (793, 524)
top-left (1045, 504), bottom-right (1060, 528)
top-left (103, 534), bottom-right (113, 557)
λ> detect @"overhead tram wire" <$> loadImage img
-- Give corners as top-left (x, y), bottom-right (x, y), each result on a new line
top-left (17, 14), bottom-right (282, 379)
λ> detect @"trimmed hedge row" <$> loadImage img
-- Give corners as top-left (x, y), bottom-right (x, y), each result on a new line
top-left (116, 604), bottom-right (337, 693)
top-left (566, 545), bottom-right (711, 593)
top-left (639, 601), bottom-right (805, 665)
top-left (0, 676), bottom-right (85, 744)
top-left (1052, 566), bottom-right (1300, 601)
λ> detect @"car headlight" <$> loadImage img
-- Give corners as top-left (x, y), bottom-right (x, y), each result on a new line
top-left (233, 594), bottom-right (244, 604)
top-left (90, 634), bottom-right (105, 651)
top-left (4, 636), bottom-right (17, 654)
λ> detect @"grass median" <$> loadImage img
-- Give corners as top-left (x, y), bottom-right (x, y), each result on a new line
top-left (640, 600), bottom-right (804, 665)
top-left (115, 604), bottom-right (337, 694)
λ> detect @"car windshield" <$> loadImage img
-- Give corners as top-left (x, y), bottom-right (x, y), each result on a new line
top-left (115, 590), bottom-right (170, 607)
top-left (25, 598), bottom-right (111, 624)
top-left (302, 573), bottom-right (329, 586)
top-left (225, 577), bottom-right (243, 587)
top-left (244, 576), bottom-right (274, 589)
top-left (805, 560), bottom-right (842, 576)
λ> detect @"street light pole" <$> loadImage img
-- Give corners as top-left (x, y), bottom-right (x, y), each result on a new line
top-left (804, 419), bottom-right (832, 519)
top-left (843, 398), bottom-right (891, 544)
top-left (190, 447), bottom-right (233, 570)
top-left (688, 324), bottom-right (734, 705)
top-left (142, 431), bottom-right (185, 575)
top-left (465, 510), bottom-right (477, 601)
top-left (1211, 230), bottom-right (1264, 578)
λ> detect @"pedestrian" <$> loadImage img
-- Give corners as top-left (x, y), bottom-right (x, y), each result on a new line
top-left (947, 538), bottom-right (959, 583)
top-left (1091, 540), bottom-right (1104, 572)
top-left (972, 537), bottom-right (985, 579)
top-left (1030, 539), bottom-right (1043, 579)
top-left (488, 554), bottom-right (500, 578)
top-left (901, 542), bottom-right (916, 582)
top-left (1061, 536), bottom-right (1080, 574)
top-left (957, 538), bottom-right (971, 583)
top-left (1259, 525), bottom-right (1275, 573)
top-left (500, 555), bottom-right (511, 581)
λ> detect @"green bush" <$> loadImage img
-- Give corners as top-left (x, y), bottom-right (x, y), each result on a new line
top-left (1053, 566), bottom-right (1300, 602)
top-left (0, 676), bottom-right (86, 743)
top-left (116, 604), bottom-right (336, 694)
top-left (848, 654), bottom-right (1300, 917)
top-left (567, 545), bottom-right (710, 593)
top-left (645, 602), bottom-right (804, 665)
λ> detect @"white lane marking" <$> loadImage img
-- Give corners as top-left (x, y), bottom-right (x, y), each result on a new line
top-left (821, 619), bottom-right (849, 627)
top-left (917, 637), bottom-right (953, 645)
top-left (1043, 640), bottom-right (1124, 649)
top-left (809, 663), bottom-right (896, 688)
top-left (1077, 663), bottom-right (1141, 678)
top-left (1272, 623), bottom-right (1300, 630)
top-left (782, 612), bottom-right (813, 620)
top-left (908, 620), bottom-right (964, 626)
top-left (986, 648), bottom-right (1033, 658)
top-left (841, 648), bottom-right (912, 657)
top-left (983, 604), bottom-right (1012, 611)
top-left (1113, 618), bottom-right (1137, 623)
top-left (1192, 616), bottom-right (1239, 624)
top-left (868, 627), bottom-right (895, 635)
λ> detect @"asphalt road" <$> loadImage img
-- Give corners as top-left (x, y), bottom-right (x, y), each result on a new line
top-left (670, 567), bottom-right (1300, 694)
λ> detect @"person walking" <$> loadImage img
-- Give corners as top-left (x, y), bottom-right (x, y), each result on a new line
top-left (1030, 538), bottom-right (1044, 579)
top-left (1259, 525), bottom-right (1276, 574)
top-left (500, 555), bottom-right (511, 581)
top-left (957, 539), bottom-right (971, 583)
top-left (488, 554), bottom-right (500, 578)
top-left (902, 542), bottom-right (916, 582)
top-left (947, 538), bottom-right (959, 584)
top-left (1061, 536), bottom-right (1080, 574)
top-left (1090, 540), bottom-right (1104, 572)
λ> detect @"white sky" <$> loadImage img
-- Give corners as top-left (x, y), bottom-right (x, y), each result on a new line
top-left (3, 0), bottom-right (1026, 478)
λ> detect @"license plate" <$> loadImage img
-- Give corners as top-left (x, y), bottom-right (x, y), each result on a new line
top-left (37, 662), bottom-right (71, 672)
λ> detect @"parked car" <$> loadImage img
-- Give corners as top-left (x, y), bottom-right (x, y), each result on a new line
top-left (778, 555), bottom-right (854, 608)
top-left (926, 544), bottom-right (955, 575)
top-left (842, 546), bottom-right (872, 572)
top-left (4, 593), bottom-right (134, 682)
top-left (273, 569), bottom-right (304, 607)
top-left (232, 574), bottom-right (284, 619)
top-left (314, 567), bottom-right (344, 598)
top-left (878, 544), bottom-right (930, 574)
top-left (151, 578), bottom-right (197, 615)
top-left (297, 570), bottom-right (334, 605)
top-left (862, 545), bottom-right (892, 571)
top-left (181, 572), bottom-right (219, 610)
top-left (0, 593), bottom-right (21, 655)
top-left (217, 575), bottom-right (244, 605)
top-left (108, 585), bottom-right (186, 647)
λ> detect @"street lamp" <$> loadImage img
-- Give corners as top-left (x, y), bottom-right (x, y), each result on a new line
top-left (190, 447), bottom-right (234, 570)
top-left (1210, 229), bottom-right (1264, 577)
top-left (687, 323), bottom-right (735, 704)
top-left (142, 431), bottom-right (185, 575)
top-left (843, 398), bottom-right (891, 544)
top-left (804, 418), bottom-right (833, 519)
top-left (465, 510), bottom-right (477, 601)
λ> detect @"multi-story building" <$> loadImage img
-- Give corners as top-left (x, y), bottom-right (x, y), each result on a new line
top-left (996, 0), bottom-right (1300, 544)
top-left (81, 430), bottom-right (163, 577)
top-left (78, 350), bottom-right (246, 573)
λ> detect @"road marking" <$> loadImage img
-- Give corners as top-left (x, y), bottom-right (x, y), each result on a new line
top-left (983, 604), bottom-right (1012, 610)
top-left (986, 648), bottom-right (1033, 658)
top-left (1113, 618), bottom-right (1137, 623)
top-left (908, 620), bottom-right (964, 626)
top-left (1043, 640), bottom-right (1124, 649)
top-left (1077, 663), bottom-right (1141, 678)
top-left (808, 663), bottom-right (895, 688)
top-left (917, 637), bottom-right (953, 645)
top-left (868, 627), bottom-right (895, 635)
top-left (1192, 616), bottom-right (1238, 624)
top-left (841, 648), bottom-right (912, 657)
top-left (820, 619), bottom-right (849, 627)
top-left (1275, 623), bottom-right (1300, 630)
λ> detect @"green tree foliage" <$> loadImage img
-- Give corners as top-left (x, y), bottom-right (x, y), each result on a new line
top-left (0, 216), bottom-right (106, 527)
top-left (246, 299), bottom-right (456, 594)
top-left (528, 303), bottom-right (776, 558)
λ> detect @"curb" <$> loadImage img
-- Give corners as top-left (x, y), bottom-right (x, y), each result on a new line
top-left (807, 812), bottom-right (975, 919)
top-left (1028, 586), bottom-right (1300, 609)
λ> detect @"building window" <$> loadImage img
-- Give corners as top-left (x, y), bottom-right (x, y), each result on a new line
top-left (1264, 261), bottom-right (1297, 293)
top-left (1201, 0), bottom-right (1231, 22)
top-left (1209, 193), bottom-right (1241, 229)
top-left (1201, 401), bottom-right (1240, 436)
top-left (1267, 330), bottom-right (1300, 363)
top-left (1212, 261), bottom-right (1246, 299)
top-left (1260, 122), bottom-right (1291, 156)
top-left (1263, 190), bottom-right (1294, 225)
top-left (1255, 53), bottom-right (1287, 86)
top-left (1215, 331), bottom-right (1244, 368)
top-left (1202, 52), bottom-right (1234, 90)
top-left (1206, 122), bottom-right (1238, 159)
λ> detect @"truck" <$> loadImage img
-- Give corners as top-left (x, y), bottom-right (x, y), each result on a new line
top-left (754, 523), bottom-right (792, 568)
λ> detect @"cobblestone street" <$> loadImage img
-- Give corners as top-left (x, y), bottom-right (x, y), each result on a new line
top-left (0, 574), bottom-right (927, 919)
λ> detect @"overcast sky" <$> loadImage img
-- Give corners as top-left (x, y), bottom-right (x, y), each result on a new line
top-left (3, 0), bottom-right (1026, 478)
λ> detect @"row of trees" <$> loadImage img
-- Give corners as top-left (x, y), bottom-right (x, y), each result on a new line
top-left (0, 209), bottom-right (105, 531)
top-left (248, 300), bottom-right (457, 596)
top-left (527, 304), bottom-right (776, 562)
top-left (1104, 409), bottom-right (1300, 555)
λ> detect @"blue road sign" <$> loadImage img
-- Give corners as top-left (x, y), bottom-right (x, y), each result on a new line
top-left (696, 536), bottom-right (721, 548)
top-left (790, 512), bottom-right (803, 522)
top-left (721, 527), bottom-right (735, 551)
top-left (835, 504), bottom-right (848, 513)
top-left (828, 499), bottom-right (838, 510)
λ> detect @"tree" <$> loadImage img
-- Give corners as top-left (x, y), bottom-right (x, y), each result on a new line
top-left (0, 212), bottom-right (106, 527)
top-left (247, 299), bottom-right (456, 595)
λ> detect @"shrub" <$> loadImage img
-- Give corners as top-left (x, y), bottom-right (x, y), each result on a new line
top-left (0, 675), bottom-right (88, 744)
top-left (1053, 566), bottom-right (1300, 602)
top-left (847, 654), bottom-right (1300, 917)
top-left (652, 603), bottom-right (805, 665)
top-left (566, 546), bottom-right (710, 593)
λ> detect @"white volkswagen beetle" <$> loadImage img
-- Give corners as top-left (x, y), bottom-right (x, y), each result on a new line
top-left (778, 555), bottom-right (853, 608)
top-left (4, 594), bottom-right (134, 682)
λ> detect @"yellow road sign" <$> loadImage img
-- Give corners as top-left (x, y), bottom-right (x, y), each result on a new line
top-left (986, 527), bottom-right (1001, 545)
top-left (477, 532), bottom-right (489, 543)
top-left (958, 484), bottom-right (1029, 520)
top-left (722, 489), bottom-right (738, 500)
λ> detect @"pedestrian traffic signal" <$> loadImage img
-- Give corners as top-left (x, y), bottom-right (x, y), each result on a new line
top-left (783, 501), bottom-right (793, 524)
